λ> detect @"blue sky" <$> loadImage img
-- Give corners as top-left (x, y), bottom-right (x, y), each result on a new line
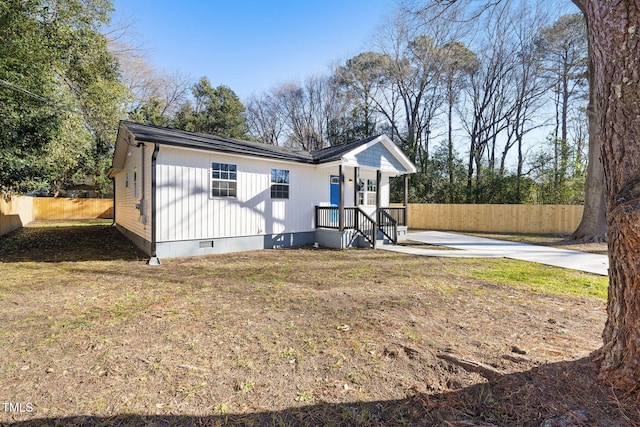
top-left (112, 0), bottom-right (396, 100)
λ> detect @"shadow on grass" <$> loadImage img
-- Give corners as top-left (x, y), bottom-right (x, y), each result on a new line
top-left (0, 224), bottom-right (147, 262)
top-left (3, 357), bottom-right (639, 427)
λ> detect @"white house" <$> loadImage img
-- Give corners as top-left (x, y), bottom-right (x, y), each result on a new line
top-left (109, 121), bottom-right (416, 263)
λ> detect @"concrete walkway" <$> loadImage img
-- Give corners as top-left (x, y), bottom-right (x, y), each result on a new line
top-left (379, 231), bottom-right (609, 276)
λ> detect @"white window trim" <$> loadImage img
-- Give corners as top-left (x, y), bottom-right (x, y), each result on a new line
top-left (210, 162), bottom-right (238, 198)
top-left (358, 178), bottom-right (377, 205)
top-left (270, 168), bottom-right (290, 199)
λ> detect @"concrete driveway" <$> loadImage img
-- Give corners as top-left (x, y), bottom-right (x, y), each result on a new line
top-left (380, 231), bottom-right (609, 276)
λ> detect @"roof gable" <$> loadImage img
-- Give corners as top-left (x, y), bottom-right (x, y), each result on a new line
top-left (310, 135), bottom-right (380, 163)
top-left (351, 142), bottom-right (407, 172)
top-left (339, 135), bottom-right (417, 173)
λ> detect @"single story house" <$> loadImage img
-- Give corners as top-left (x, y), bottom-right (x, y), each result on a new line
top-left (109, 121), bottom-right (416, 264)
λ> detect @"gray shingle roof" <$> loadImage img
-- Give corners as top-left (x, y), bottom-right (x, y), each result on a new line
top-left (310, 135), bottom-right (381, 163)
top-left (121, 121), bottom-right (314, 163)
top-left (121, 121), bottom-right (383, 165)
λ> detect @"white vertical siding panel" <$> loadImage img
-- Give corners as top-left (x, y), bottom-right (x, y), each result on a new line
top-left (182, 165), bottom-right (188, 240)
top-left (202, 167), bottom-right (210, 238)
top-left (187, 166), bottom-right (193, 240)
top-left (258, 171), bottom-right (267, 234)
top-left (227, 199), bottom-right (232, 236)
top-left (174, 164), bottom-right (181, 240)
top-left (195, 166), bottom-right (204, 240)
top-left (160, 164), bottom-right (166, 241)
top-left (220, 200), bottom-right (226, 237)
top-left (167, 164), bottom-right (174, 240)
top-left (230, 196), bottom-right (237, 237)
top-left (183, 165), bottom-right (190, 240)
top-left (156, 164), bottom-right (162, 241)
top-left (165, 164), bottom-right (175, 240)
top-left (168, 165), bottom-right (176, 241)
top-left (154, 146), bottom-right (392, 243)
top-left (382, 176), bottom-right (390, 206)
top-left (241, 171), bottom-right (250, 235)
top-left (184, 165), bottom-right (189, 240)
top-left (179, 165), bottom-right (186, 239)
top-left (114, 144), bottom-right (153, 242)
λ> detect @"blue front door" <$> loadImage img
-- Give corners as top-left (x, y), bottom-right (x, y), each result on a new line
top-left (330, 175), bottom-right (340, 206)
top-left (330, 175), bottom-right (340, 222)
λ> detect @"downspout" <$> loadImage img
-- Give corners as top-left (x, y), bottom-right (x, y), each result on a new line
top-left (147, 143), bottom-right (161, 266)
top-left (139, 143), bottom-right (145, 218)
top-left (111, 176), bottom-right (116, 226)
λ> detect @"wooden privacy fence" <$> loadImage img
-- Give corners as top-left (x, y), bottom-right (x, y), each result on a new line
top-left (33, 198), bottom-right (113, 220)
top-left (0, 197), bottom-right (114, 236)
top-left (408, 204), bottom-right (584, 234)
top-left (3, 198), bottom-right (582, 236)
top-left (0, 197), bottom-right (36, 237)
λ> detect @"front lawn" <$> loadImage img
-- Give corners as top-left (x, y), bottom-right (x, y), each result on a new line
top-left (1, 222), bottom-right (636, 426)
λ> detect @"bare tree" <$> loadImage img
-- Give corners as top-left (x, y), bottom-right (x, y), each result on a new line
top-left (248, 76), bottom-right (342, 150)
top-left (459, 4), bottom-right (517, 200)
top-left (274, 79), bottom-right (323, 150)
top-left (441, 41), bottom-right (478, 202)
top-left (246, 92), bottom-right (285, 145)
top-left (375, 5), bottom-right (461, 169)
top-left (334, 51), bottom-right (390, 139)
top-left (538, 13), bottom-right (588, 199)
top-left (111, 41), bottom-right (190, 124)
top-left (501, 0), bottom-right (550, 196)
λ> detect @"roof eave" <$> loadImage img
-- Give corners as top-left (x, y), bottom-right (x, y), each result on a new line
top-left (121, 121), bottom-right (315, 164)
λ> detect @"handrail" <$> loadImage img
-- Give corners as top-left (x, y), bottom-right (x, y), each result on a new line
top-left (354, 208), bottom-right (376, 248)
top-left (377, 208), bottom-right (398, 244)
top-left (380, 207), bottom-right (406, 226)
top-left (315, 206), bottom-right (376, 247)
top-left (316, 206), bottom-right (405, 248)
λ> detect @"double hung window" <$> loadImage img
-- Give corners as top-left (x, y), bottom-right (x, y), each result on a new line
top-left (270, 169), bottom-right (289, 199)
top-left (357, 178), bottom-right (377, 205)
top-left (211, 162), bottom-right (237, 197)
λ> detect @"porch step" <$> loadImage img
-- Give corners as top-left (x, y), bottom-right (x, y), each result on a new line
top-left (376, 237), bottom-right (393, 245)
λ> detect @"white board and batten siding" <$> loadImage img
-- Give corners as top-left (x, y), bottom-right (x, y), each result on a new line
top-left (155, 146), bottom-right (325, 243)
top-left (113, 143), bottom-right (153, 246)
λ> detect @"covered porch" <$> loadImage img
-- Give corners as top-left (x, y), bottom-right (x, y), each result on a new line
top-left (314, 164), bottom-right (410, 249)
top-left (309, 134), bottom-right (416, 249)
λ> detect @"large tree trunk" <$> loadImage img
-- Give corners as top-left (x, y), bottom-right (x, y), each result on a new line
top-left (584, 0), bottom-right (640, 390)
top-left (571, 51), bottom-right (607, 242)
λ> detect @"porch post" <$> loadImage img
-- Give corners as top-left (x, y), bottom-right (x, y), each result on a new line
top-left (403, 174), bottom-right (409, 226)
top-left (403, 174), bottom-right (408, 207)
top-left (376, 169), bottom-right (382, 211)
top-left (375, 169), bottom-right (381, 249)
top-left (353, 167), bottom-right (359, 206)
top-left (339, 164), bottom-right (345, 231)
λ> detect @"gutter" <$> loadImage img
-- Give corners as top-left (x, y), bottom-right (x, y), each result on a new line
top-left (147, 143), bottom-right (161, 266)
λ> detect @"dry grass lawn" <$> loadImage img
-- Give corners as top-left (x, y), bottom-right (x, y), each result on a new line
top-left (0, 221), bottom-right (637, 426)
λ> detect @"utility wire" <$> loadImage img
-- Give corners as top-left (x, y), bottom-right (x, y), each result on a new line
top-left (0, 77), bottom-right (81, 115)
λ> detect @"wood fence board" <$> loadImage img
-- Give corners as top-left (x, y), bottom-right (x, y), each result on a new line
top-left (33, 198), bottom-right (113, 220)
top-left (0, 196), bottom-right (35, 236)
top-left (407, 204), bottom-right (583, 234)
top-left (5, 198), bottom-right (581, 236)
